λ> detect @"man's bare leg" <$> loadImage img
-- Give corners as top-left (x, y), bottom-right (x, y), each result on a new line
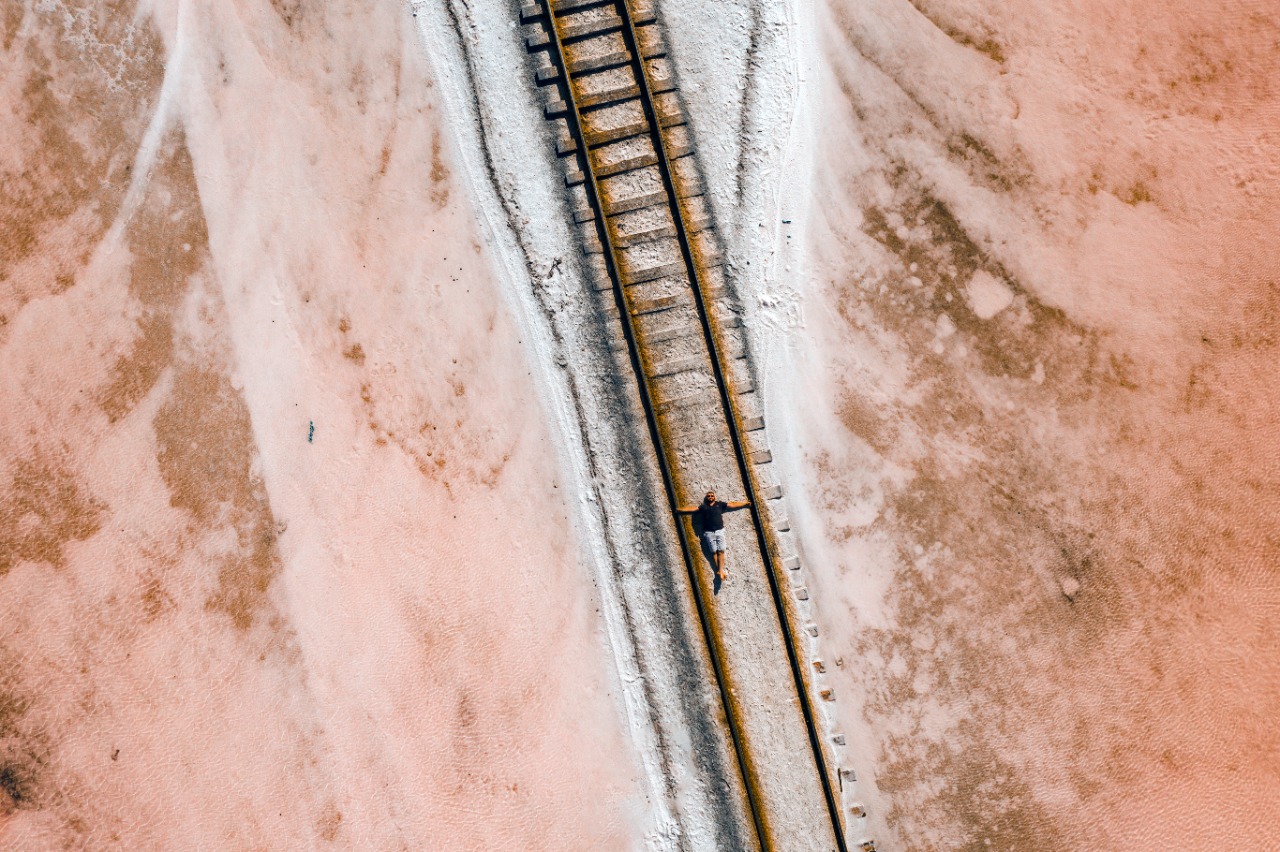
top-left (715, 550), bottom-right (728, 580)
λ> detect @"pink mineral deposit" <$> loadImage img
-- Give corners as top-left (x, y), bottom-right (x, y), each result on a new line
top-left (1, 2), bottom-right (642, 847)
top-left (4, 0), bottom-right (1277, 849)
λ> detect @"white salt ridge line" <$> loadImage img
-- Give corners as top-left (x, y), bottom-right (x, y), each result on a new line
top-left (410, 1), bottom-right (679, 845)
top-left (765, 1), bottom-right (882, 841)
top-left (750, 0), bottom-right (884, 842)
top-left (96, 0), bottom-right (190, 254)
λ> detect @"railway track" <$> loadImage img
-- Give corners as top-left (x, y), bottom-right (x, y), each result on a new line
top-left (519, 2), bottom-right (869, 850)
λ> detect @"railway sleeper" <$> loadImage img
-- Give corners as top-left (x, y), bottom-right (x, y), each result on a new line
top-left (586, 257), bottom-right (612, 290)
top-left (630, 294), bottom-right (680, 315)
top-left (559, 16), bottom-right (623, 42)
top-left (578, 83), bottom-right (640, 110)
top-left (623, 260), bottom-right (685, 286)
top-left (522, 0), bottom-right (654, 26)
top-left (604, 190), bottom-right (667, 216)
top-left (595, 152), bottom-right (659, 179)
top-left (692, 249), bottom-right (724, 270)
top-left (676, 178), bottom-right (706, 199)
top-left (565, 41), bottom-right (666, 77)
top-left (654, 390), bottom-right (704, 414)
top-left (644, 322), bottom-right (688, 344)
top-left (651, 355), bottom-right (702, 378)
top-left (582, 109), bottom-right (684, 147)
top-left (578, 74), bottom-right (675, 110)
top-left (615, 222), bottom-right (674, 247)
top-left (684, 212), bottom-right (711, 233)
top-left (583, 119), bottom-right (649, 148)
top-left (549, 0), bottom-right (658, 24)
top-left (534, 36), bottom-right (664, 82)
top-left (548, 0), bottom-right (616, 14)
top-left (550, 0), bottom-right (611, 12)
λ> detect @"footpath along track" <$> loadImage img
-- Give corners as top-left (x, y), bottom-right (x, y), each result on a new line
top-left (519, 1), bottom-right (869, 850)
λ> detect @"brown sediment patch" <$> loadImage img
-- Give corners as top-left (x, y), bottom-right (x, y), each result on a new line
top-left (876, 722), bottom-right (1064, 852)
top-left (0, 676), bottom-right (43, 818)
top-left (0, 2), bottom-right (163, 324)
top-left (99, 313), bottom-right (175, 423)
top-left (1129, 21), bottom-right (1280, 122)
top-left (835, 389), bottom-right (894, 454)
top-left (316, 804), bottom-right (343, 842)
top-left (124, 129), bottom-right (209, 311)
top-left (1121, 180), bottom-right (1154, 206)
top-left (269, 0), bottom-right (310, 31)
top-left (152, 366), bottom-right (281, 630)
top-left (945, 133), bottom-right (1028, 194)
top-left (140, 572), bottom-right (176, 622)
top-left (429, 130), bottom-right (450, 208)
top-left (0, 455), bottom-right (106, 577)
top-left (903, 0), bottom-right (1007, 64)
top-left (1, 4), bottom-right (22, 51)
top-left (857, 186), bottom-right (1131, 405)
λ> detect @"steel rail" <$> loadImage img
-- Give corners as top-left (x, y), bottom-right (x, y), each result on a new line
top-left (540, 7), bottom-right (770, 851)
top-left (611, 2), bottom-right (850, 848)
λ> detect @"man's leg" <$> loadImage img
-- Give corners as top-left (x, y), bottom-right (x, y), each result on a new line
top-left (715, 544), bottom-right (727, 579)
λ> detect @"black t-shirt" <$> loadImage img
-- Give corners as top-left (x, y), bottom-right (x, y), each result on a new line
top-left (695, 500), bottom-right (729, 532)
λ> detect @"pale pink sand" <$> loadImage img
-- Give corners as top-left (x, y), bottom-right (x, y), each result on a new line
top-left (783, 0), bottom-right (1280, 848)
top-left (1, 2), bottom-right (644, 848)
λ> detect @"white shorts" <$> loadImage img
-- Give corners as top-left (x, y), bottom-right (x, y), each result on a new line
top-left (702, 529), bottom-right (726, 553)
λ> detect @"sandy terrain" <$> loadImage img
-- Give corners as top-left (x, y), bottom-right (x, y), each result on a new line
top-left (1, 1), bottom-right (647, 848)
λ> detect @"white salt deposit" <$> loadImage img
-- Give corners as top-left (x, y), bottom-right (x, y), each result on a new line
top-left (965, 269), bottom-right (1015, 319)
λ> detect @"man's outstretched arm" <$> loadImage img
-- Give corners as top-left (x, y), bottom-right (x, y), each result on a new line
top-left (675, 504), bottom-right (699, 514)
top-left (726, 499), bottom-right (752, 510)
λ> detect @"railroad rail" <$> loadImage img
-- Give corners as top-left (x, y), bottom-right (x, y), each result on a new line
top-left (520, 1), bottom-right (870, 850)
